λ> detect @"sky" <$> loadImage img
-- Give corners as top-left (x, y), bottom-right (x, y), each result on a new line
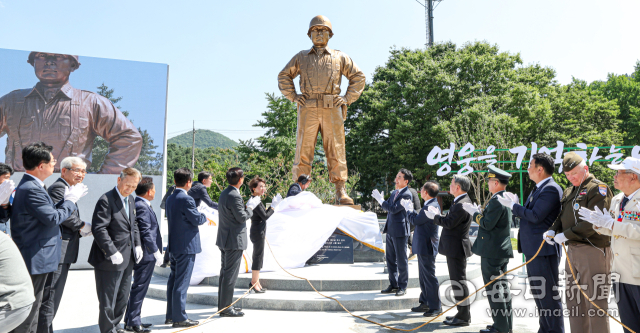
top-left (0, 0), bottom-right (638, 144)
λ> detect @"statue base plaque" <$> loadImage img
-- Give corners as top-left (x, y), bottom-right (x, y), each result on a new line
top-left (307, 229), bottom-right (354, 264)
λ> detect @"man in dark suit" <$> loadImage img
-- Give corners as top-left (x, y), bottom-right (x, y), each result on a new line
top-left (372, 169), bottom-right (414, 296)
top-left (165, 168), bottom-right (207, 327)
top-left (9, 142), bottom-right (85, 333)
top-left (38, 157), bottom-right (92, 333)
top-left (497, 153), bottom-right (564, 333)
top-left (286, 174), bottom-right (311, 198)
top-left (88, 167), bottom-right (143, 333)
top-left (216, 167), bottom-right (258, 317)
top-left (124, 177), bottom-right (163, 332)
top-left (429, 174), bottom-right (473, 327)
top-left (187, 171), bottom-right (218, 209)
top-left (402, 181), bottom-right (442, 317)
top-left (465, 166), bottom-right (514, 333)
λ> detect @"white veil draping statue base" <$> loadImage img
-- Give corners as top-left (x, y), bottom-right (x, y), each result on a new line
top-left (190, 192), bottom-right (384, 285)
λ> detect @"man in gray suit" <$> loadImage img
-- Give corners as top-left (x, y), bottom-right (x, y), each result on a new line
top-left (215, 167), bottom-right (260, 317)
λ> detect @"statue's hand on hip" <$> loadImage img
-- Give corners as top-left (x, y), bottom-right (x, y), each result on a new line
top-left (334, 95), bottom-right (347, 108)
top-left (294, 94), bottom-right (307, 106)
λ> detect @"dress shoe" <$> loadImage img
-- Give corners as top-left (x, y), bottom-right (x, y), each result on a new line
top-left (164, 319), bottom-right (172, 325)
top-left (172, 319), bottom-right (198, 327)
top-left (423, 308), bottom-right (442, 317)
top-left (124, 325), bottom-right (151, 333)
top-left (410, 303), bottom-right (430, 312)
top-left (442, 317), bottom-right (470, 326)
top-left (445, 316), bottom-right (454, 321)
top-left (248, 283), bottom-right (267, 294)
top-left (141, 323), bottom-right (152, 328)
top-left (220, 308), bottom-right (244, 317)
top-left (395, 289), bottom-right (406, 296)
top-left (480, 327), bottom-right (510, 333)
top-left (381, 286), bottom-right (399, 294)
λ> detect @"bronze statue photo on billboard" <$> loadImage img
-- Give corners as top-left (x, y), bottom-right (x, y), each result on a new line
top-left (0, 52), bottom-right (142, 174)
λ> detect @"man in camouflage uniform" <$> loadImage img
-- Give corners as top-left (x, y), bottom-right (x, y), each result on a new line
top-left (544, 152), bottom-right (613, 333)
top-left (0, 52), bottom-right (142, 174)
top-left (278, 15), bottom-right (365, 204)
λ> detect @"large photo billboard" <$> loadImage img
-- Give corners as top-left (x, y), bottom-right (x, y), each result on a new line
top-left (0, 48), bottom-right (167, 175)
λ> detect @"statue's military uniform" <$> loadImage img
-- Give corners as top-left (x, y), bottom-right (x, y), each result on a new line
top-left (278, 15), bottom-right (365, 204)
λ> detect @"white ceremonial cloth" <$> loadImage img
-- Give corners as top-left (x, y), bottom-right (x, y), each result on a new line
top-left (189, 192), bottom-right (383, 285)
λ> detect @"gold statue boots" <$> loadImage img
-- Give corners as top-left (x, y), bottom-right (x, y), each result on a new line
top-left (335, 180), bottom-right (354, 205)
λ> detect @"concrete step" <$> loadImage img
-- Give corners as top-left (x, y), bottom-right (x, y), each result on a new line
top-left (154, 257), bottom-right (482, 292)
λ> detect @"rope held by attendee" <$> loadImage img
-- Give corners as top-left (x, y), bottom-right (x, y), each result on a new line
top-left (176, 238), bottom-right (633, 332)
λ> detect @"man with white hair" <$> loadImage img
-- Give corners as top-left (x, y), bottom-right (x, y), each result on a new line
top-left (544, 152), bottom-right (613, 333)
top-left (579, 157), bottom-right (640, 332)
top-left (38, 157), bottom-right (91, 333)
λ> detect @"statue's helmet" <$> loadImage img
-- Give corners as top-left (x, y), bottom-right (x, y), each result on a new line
top-left (27, 52), bottom-right (80, 68)
top-left (307, 15), bottom-right (333, 37)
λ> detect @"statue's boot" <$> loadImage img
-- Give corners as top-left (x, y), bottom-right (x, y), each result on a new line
top-left (335, 181), bottom-right (354, 205)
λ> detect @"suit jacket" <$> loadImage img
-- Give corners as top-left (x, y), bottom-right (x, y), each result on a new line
top-left (88, 188), bottom-right (141, 271)
top-left (513, 178), bottom-right (563, 257)
top-left (48, 178), bottom-right (84, 264)
top-left (433, 194), bottom-right (473, 258)
top-left (381, 187), bottom-right (413, 237)
top-left (407, 198), bottom-right (440, 256)
top-left (10, 175), bottom-right (76, 275)
top-left (287, 183), bottom-right (302, 198)
top-left (595, 190), bottom-right (640, 285)
top-left (135, 197), bottom-right (163, 262)
top-left (187, 181), bottom-right (218, 209)
top-left (166, 189), bottom-right (206, 254)
top-left (471, 191), bottom-right (514, 259)
top-left (216, 186), bottom-right (253, 250)
top-left (250, 197), bottom-right (274, 242)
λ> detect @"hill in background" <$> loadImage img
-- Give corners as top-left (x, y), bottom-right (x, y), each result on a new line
top-left (168, 129), bottom-right (238, 149)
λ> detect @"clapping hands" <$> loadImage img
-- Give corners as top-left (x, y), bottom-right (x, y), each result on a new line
top-left (371, 189), bottom-right (384, 205)
top-left (497, 192), bottom-right (518, 209)
top-left (400, 199), bottom-right (413, 213)
top-left (246, 196), bottom-right (261, 210)
top-left (423, 206), bottom-right (441, 219)
top-left (462, 202), bottom-right (480, 215)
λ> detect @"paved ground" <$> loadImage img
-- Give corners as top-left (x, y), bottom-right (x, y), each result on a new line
top-left (55, 255), bottom-right (625, 333)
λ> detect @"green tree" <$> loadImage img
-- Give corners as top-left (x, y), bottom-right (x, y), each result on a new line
top-left (345, 41), bottom-right (622, 208)
top-left (89, 83), bottom-right (163, 175)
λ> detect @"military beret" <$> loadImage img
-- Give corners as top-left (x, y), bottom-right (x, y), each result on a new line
top-left (487, 165), bottom-right (511, 181)
top-left (27, 52), bottom-right (80, 68)
top-left (563, 152), bottom-right (584, 171)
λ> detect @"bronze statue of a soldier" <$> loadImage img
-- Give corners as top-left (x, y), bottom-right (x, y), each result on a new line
top-left (0, 52), bottom-right (142, 174)
top-left (278, 15), bottom-right (365, 205)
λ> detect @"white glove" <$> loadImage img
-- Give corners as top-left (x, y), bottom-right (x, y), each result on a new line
top-left (63, 183), bottom-right (89, 204)
top-left (134, 246), bottom-right (143, 264)
top-left (271, 193), bottom-right (283, 209)
top-left (543, 230), bottom-right (556, 245)
top-left (153, 250), bottom-right (163, 267)
top-left (0, 180), bottom-right (15, 205)
top-left (79, 222), bottom-right (92, 237)
top-left (462, 202), bottom-right (480, 216)
top-left (246, 196), bottom-right (261, 210)
top-left (371, 189), bottom-right (384, 205)
top-left (553, 232), bottom-right (568, 245)
top-left (424, 206), bottom-right (441, 219)
top-left (578, 206), bottom-right (615, 230)
top-left (497, 192), bottom-right (518, 209)
top-left (400, 199), bottom-right (414, 213)
top-left (110, 251), bottom-right (124, 265)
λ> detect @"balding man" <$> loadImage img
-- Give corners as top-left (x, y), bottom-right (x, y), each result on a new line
top-left (88, 168), bottom-right (143, 333)
top-left (580, 157), bottom-right (640, 332)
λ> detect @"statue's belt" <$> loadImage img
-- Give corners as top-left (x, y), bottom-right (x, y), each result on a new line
top-left (304, 93), bottom-right (338, 108)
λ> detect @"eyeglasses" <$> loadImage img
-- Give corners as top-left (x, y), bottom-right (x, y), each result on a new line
top-left (66, 167), bottom-right (87, 175)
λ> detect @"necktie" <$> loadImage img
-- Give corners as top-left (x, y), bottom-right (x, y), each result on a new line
top-left (621, 197), bottom-right (629, 211)
top-left (393, 191), bottom-right (398, 201)
top-left (124, 198), bottom-right (129, 217)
